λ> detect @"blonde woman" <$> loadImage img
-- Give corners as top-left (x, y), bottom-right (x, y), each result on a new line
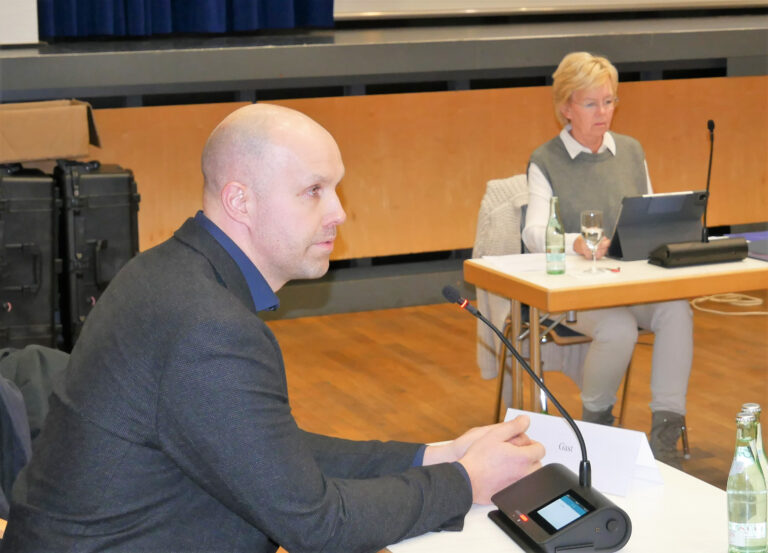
top-left (522, 52), bottom-right (693, 468)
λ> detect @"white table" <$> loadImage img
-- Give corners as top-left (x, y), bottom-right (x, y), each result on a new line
top-left (388, 462), bottom-right (727, 552)
top-left (464, 254), bottom-right (768, 411)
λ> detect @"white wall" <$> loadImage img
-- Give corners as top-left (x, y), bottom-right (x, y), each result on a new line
top-left (0, 0), bottom-right (38, 46)
top-left (333, 0), bottom-right (762, 20)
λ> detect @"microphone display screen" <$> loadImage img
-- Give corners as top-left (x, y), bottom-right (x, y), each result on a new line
top-left (529, 490), bottom-right (594, 535)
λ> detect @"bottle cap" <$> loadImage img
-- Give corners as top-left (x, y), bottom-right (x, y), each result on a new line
top-left (736, 411), bottom-right (756, 424)
top-left (741, 402), bottom-right (762, 415)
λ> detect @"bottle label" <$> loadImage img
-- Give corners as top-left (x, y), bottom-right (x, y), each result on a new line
top-left (729, 521), bottom-right (767, 546)
top-left (546, 254), bottom-right (565, 275)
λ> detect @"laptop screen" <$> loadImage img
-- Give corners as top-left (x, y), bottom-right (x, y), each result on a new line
top-left (607, 191), bottom-right (707, 261)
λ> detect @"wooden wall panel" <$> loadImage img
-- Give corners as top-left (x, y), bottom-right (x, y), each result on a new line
top-left (616, 77), bottom-right (768, 227)
top-left (90, 102), bottom-right (250, 248)
top-left (88, 76), bottom-right (767, 258)
top-left (271, 88), bottom-right (560, 259)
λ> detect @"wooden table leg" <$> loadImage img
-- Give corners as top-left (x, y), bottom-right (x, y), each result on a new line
top-left (529, 306), bottom-right (542, 412)
top-left (511, 300), bottom-right (523, 411)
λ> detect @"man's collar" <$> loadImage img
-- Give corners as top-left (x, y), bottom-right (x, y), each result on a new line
top-left (193, 211), bottom-right (279, 312)
top-left (559, 126), bottom-right (616, 159)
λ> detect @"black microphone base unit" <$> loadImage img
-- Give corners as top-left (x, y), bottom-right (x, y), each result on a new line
top-left (648, 237), bottom-right (748, 268)
top-left (489, 463), bottom-right (631, 553)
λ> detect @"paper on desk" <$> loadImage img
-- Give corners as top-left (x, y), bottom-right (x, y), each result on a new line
top-left (481, 253), bottom-right (623, 278)
top-left (482, 253), bottom-right (547, 273)
top-left (505, 408), bottom-right (662, 497)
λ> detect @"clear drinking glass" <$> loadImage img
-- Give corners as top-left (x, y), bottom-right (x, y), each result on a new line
top-left (580, 210), bottom-right (604, 274)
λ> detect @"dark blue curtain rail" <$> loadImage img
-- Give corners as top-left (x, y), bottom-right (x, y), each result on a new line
top-left (37, 0), bottom-right (334, 39)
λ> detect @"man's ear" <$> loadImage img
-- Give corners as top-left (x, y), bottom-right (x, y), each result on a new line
top-left (220, 181), bottom-right (251, 225)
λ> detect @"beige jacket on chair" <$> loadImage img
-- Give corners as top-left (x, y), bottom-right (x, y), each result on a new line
top-left (472, 175), bottom-right (588, 400)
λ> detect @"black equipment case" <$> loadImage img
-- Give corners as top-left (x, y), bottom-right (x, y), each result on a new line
top-left (0, 164), bottom-right (62, 349)
top-left (55, 160), bottom-right (140, 350)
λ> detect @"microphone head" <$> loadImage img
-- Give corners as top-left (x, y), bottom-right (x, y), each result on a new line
top-left (707, 119), bottom-right (715, 132)
top-left (442, 285), bottom-right (462, 305)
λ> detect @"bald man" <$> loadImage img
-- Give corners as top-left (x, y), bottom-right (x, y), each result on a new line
top-left (3, 104), bottom-right (543, 553)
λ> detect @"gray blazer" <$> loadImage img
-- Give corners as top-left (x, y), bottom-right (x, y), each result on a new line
top-left (4, 218), bottom-right (471, 553)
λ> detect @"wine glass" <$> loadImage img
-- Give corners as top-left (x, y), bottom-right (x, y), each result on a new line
top-left (580, 210), bottom-right (604, 273)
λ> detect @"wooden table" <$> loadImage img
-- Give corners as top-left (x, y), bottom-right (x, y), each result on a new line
top-left (464, 253), bottom-right (768, 411)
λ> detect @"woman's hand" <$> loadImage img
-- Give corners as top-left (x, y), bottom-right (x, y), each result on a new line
top-left (574, 235), bottom-right (610, 260)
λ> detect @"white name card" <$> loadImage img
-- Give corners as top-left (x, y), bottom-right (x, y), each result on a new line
top-left (505, 408), bottom-right (662, 497)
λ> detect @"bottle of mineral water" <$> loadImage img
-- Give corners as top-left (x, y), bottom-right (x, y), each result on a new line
top-left (545, 196), bottom-right (565, 275)
top-left (742, 403), bottom-right (768, 519)
top-left (728, 411), bottom-right (767, 552)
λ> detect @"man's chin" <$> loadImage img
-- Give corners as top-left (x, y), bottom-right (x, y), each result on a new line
top-left (296, 259), bottom-right (330, 281)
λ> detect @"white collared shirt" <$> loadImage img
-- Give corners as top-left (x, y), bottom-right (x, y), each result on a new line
top-left (522, 127), bottom-right (653, 254)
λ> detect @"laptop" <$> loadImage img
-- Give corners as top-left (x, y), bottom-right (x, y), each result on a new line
top-left (607, 191), bottom-right (707, 261)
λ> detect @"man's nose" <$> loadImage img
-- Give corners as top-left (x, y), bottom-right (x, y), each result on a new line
top-left (327, 192), bottom-right (346, 226)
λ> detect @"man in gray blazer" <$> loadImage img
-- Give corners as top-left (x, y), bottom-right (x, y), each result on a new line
top-left (3, 104), bottom-right (544, 553)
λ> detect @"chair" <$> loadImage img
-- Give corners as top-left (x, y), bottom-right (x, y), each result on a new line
top-left (497, 309), bottom-right (644, 425)
top-left (0, 344), bottom-right (71, 521)
top-left (473, 174), bottom-right (690, 458)
top-left (0, 374), bottom-right (31, 520)
top-left (472, 174), bottom-right (590, 416)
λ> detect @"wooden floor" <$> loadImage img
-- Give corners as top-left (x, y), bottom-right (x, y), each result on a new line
top-left (268, 288), bottom-right (768, 493)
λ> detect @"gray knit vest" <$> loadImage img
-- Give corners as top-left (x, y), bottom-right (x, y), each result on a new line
top-left (529, 132), bottom-right (647, 236)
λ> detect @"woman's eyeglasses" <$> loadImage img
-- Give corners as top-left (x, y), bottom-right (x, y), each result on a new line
top-left (573, 97), bottom-right (619, 110)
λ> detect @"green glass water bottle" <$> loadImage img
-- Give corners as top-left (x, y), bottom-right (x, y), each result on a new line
top-left (741, 404), bottom-right (768, 470)
top-left (728, 411), bottom-right (768, 553)
top-left (742, 403), bottom-right (768, 521)
top-left (545, 196), bottom-right (565, 275)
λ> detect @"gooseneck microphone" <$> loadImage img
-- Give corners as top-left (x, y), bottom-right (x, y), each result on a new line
top-left (444, 285), bottom-right (633, 552)
top-left (702, 119), bottom-right (715, 242)
top-left (442, 285), bottom-right (591, 488)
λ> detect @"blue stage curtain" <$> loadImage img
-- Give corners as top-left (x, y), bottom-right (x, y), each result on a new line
top-left (37, 0), bottom-right (333, 39)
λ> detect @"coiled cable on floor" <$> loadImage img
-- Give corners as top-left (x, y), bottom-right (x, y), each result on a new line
top-left (690, 293), bottom-right (767, 316)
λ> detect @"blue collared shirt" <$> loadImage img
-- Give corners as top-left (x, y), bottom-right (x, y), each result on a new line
top-left (193, 211), bottom-right (279, 313)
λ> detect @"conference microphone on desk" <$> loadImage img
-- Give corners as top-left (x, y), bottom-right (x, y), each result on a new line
top-left (443, 285), bottom-right (632, 553)
top-left (648, 119), bottom-right (748, 268)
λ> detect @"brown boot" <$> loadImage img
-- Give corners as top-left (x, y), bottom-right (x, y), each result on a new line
top-left (650, 411), bottom-right (684, 469)
top-left (582, 405), bottom-right (615, 426)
